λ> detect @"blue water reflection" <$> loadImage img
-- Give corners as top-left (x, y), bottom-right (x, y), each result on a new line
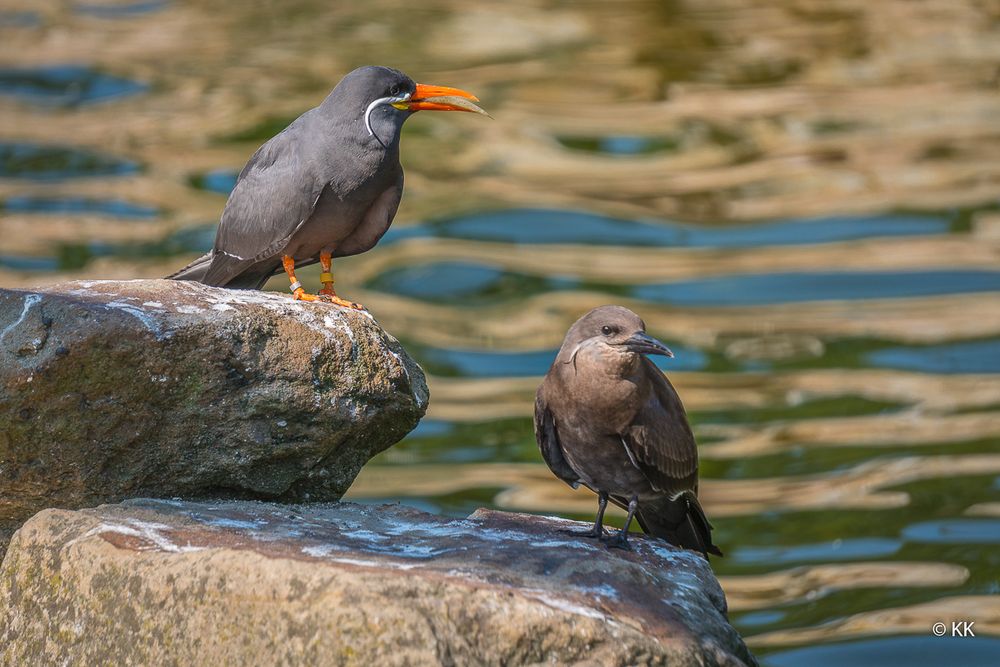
top-left (407, 420), bottom-right (454, 438)
top-left (867, 339), bottom-right (1000, 374)
top-left (74, 1), bottom-right (170, 18)
top-left (902, 519), bottom-right (1000, 545)
top-left (730, 538), bottom-right (903, 565)
top-left (191, 169), bottom-right (239, 195)
top-left (0, 256), bottom-right (59, 271)
top-left (2, 196), bottom-right (160, 218)
top-left (367, 261), bottom-right (573, 305)
top-left (370, 262), bottom-right (1000, 307)
top-left (0, 11), bottom-right (41, 27)
top-left (736, 610), bottom-right (786, 628)
top-left (384, 209), bottom-right (951, 248)
top-left (0, 142), bottom-right (139, 181)
top-left (764, 636), bottom-right (1000, 667)
top-left (417, 344), bottom-right (708, 378)
top-left (635, 271), bottom-right (1000, 306)
top-left (0, 65), bottom-right (148, 106)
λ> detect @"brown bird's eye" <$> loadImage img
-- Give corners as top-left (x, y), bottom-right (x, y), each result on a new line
top-left (602, 325), bottom-right (614, 335)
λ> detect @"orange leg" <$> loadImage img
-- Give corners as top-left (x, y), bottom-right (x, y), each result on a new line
top-left (283, 255), bottom-right (319, 301)
top-left (316, 251), bottom-right (364, 310)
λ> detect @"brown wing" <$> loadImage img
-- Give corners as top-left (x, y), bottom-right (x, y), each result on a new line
top-left (533, 390), bottom-right (581, 489)
top-left (620, 358), bottom-right (699, 497)
top-left (616, 360), bottom-right (721, 557)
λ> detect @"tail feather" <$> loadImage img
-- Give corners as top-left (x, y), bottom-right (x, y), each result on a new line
top-left (166, 252), bottom-right (214, 282)
top-left (632, 492), bottom-right (723, 558)
top-left (167, 253), bottom-right (278, 289)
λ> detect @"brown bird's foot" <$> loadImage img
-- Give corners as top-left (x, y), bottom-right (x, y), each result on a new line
top-left (563, 492), bottom-right (609, 540)
top-left (562, 526), bottom-right (606, 539)
top-left (606, 495), bottom-right (638, 551)
top-left (559, 526), bottom-right (608, 540)
top-left (605, 531), bottom-right (633, 551)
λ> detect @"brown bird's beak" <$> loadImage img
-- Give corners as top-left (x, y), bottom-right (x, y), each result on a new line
top-left (623, 332), bottom-right (674, 358)
top-left (395, 83), bottom-right (492, 117)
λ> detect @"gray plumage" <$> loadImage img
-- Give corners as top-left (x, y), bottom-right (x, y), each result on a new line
top-left (534, 305), bottom-right (722, 557)
top-left (168, 66), bottom-right (413, 288)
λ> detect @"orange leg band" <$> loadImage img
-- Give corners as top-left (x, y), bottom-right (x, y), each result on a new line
top-left (283, 255), bottom-right (318, 301)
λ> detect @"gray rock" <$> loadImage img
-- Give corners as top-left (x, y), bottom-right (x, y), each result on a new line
top-left (0, 500), bottom-right (757, 667)
top-left (0, 280), bottom-right (428, 558)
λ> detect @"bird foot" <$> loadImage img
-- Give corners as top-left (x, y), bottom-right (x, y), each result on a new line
top-left (291, 288), bottom-right (320, 302)
top-left (318, 291), bottom-right (365, 310)
top-left (605, 532), bottom-right (633, 551)
top-left (561, 527), bottom-right (606, 540)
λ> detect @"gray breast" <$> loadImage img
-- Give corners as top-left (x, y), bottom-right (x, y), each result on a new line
top-left (284, 179), bottom-right (380, 260)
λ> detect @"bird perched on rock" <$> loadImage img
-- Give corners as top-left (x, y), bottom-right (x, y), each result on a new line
top-left (168, 65), bottom-right (488, 309)
top-left (534, 305), bottom-right (722, 557)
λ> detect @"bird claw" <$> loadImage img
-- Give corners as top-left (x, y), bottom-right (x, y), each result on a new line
top-left (605, 533), bottom-right (633, 551)
top-left (291, 289), bottom-right (319, 302)
top-left (318, 292), bottom-right (365, 310)
top-left (561, 527), bottom-right (606, 540)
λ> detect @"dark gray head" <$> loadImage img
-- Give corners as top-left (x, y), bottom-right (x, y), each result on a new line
top-left (558, 305), bottom-right (673, 361)
top-left (322, 65), bottom-right (487, 148)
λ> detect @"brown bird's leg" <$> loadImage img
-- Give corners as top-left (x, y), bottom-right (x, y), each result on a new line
top-left (606, 495), bottom-right (639, 551)
top-left (567, 492), bottom-right (608, 539)
top-left (283, 255), bottom-right (319, 302)
top-left (317, 250), bottom-right (364, 310)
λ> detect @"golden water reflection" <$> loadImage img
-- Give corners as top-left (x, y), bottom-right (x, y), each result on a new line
top-left (2, 0), bottom-right (999, 662)
top-left (746, 595), bottom-right (1000, 648)
top-left (346, 455), bottom-right (1000, 518)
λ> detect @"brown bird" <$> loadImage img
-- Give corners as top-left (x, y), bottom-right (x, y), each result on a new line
top-left (168, 65), bottom-right (488, 309)
top-left (534, 305), bottom-right (722, 556)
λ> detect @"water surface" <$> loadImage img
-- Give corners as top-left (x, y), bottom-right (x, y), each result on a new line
top-left (0, 65), bottom-right (147, 106)
top-left (1, 1), bottom-right (998, 664)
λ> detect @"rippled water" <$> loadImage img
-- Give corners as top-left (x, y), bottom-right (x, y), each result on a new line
top-left (1, 1), bottom-right (998, 664)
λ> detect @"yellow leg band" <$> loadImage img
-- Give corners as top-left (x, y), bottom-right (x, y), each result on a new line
top-left (319, 272), bottom-right (333, 283)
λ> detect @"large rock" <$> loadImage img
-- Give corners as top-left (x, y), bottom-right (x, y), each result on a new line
top-left (0, 281), bottom-right (428, 557)
top-left (0, 499), bottom-right (756, 667)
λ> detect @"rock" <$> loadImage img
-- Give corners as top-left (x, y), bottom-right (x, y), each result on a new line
top-left (0, 499), bottom-right (756, 667)
top-left (0, 280), bottom-right (428, 558)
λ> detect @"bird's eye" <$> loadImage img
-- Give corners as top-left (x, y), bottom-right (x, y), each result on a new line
top-left (602, 325), bottom-right (614, 336)
top-left (389, 85), bottom-right (400, 96)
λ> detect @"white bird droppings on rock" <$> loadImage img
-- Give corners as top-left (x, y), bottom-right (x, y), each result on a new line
top-left (0, 293), bottom-right (41, 344)
top-left (0, 280), bottom-right (428, 546)
top-left (2, 500), bottom-right (757, 667)
top-left (105, 300), bottom-right (164, 339)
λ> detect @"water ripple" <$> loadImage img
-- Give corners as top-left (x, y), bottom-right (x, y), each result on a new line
top-left (634, 270), bottom-right (1000, 307)
top-left (0, 142), bottom-right (139, 181)
top-left (384, 208), bottom-right (952, 248)
top-left (0, 65), bottom-right (148, 107)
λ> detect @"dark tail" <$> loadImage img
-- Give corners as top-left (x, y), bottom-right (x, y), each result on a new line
top-left (166, 252), bottom-right (214, 282)
top-left (166, 252), bottom-right (277, 289)
top-left (633, 491), bottom-right (723, 558)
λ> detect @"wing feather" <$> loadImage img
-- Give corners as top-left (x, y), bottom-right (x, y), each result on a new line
top-left (202, 116), bottom-right (327, 286)
top-left (621, 358), bottom-right (699, 496)
top-left (534, 391), bottom-right (581, 488)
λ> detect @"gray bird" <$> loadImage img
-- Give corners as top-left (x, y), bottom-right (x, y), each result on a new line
top-left (534, 305), bottom-right (722, 556)
top-left (168, 65), bottom-right (488, 308)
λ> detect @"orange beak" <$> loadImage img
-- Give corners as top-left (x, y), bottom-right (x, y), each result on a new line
top-left (401, 83), bottom-right (490, 115)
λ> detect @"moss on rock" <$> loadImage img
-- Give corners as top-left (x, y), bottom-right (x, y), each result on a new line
top-left (0, 280), bottom-right (428, 554)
